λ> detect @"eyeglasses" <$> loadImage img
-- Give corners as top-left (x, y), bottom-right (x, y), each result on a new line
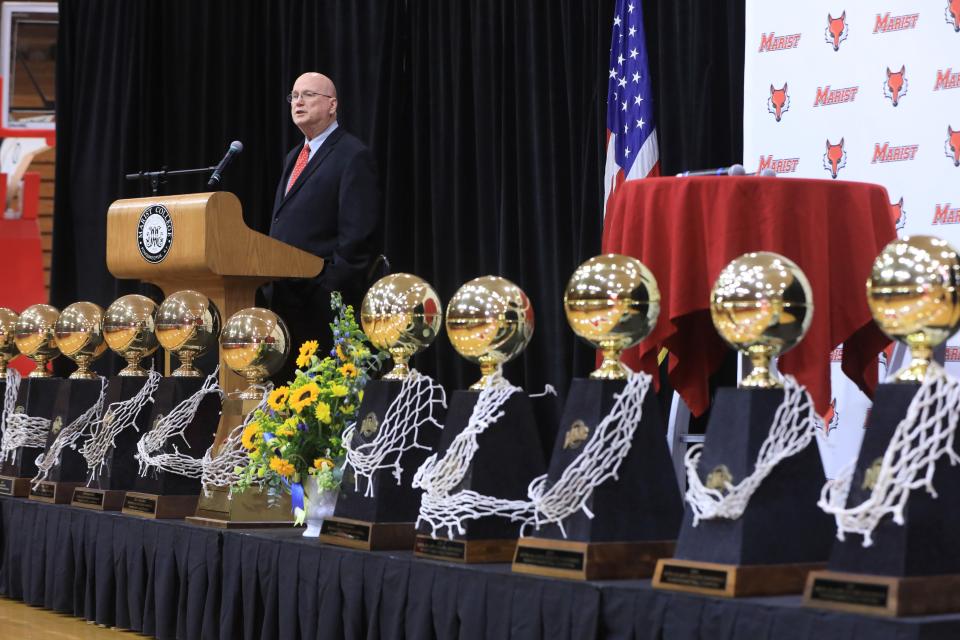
top-left (286, 91), bottom-right (334, 103)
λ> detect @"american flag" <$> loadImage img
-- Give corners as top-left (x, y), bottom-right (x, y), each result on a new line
top-left (603, 0), bottom-right (659, 213)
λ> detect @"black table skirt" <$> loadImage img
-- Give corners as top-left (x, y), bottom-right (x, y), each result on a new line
top-left (0, 496), bottom-right (220, 639)
top-left (2, 496), bottom-right (960, 640)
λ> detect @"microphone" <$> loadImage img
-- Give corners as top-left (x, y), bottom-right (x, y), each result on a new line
top-left (676, 164), bottom-right (747, 177)
top-left (207, 140), bottom-right (244, 187)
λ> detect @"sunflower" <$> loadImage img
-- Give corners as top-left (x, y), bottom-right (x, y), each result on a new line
top-left (269, 456), bottom-right (296, 478)
top-left (331, 383), bottom-right (349, 397)
top-left (313, 457), bottom-right (334, 471)
top-left (268, 386), bottom-right (290, 411)
top-left (240, 422), bottom-right (262, 450)
top-left (289, 382), bottom-right (321, 412)
top-left (296, 340), bottom-right (319, 369)
top-left (338, 363), bottom-right (358, 378)
top-left (314, 401), bottom-right (332, 424)
top-left (336, 344), bottom-right (347, 361)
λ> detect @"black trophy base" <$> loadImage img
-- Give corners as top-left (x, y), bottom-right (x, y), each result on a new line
top-left (187, 486), bottom-right (292, 528)
top-left (122, 491), bottom-right (199, 519)
top-left (513, 537), bottom-right (675, 581)
top-left (0, 476), bottom-right (30, 497)
top-left (40, 379), bottom-right (104, 485)
top-left (804, 569), bottom-right (960, 617)
top-left (671, 387), bottom-right (833, 569)
top-left (524, 379), bottom-right (682, 550)
top-left (320, 516), bottom-right (416, 550)
top-left (29, 480), bottom-right (82, 504)
top-left (414, 390), bottom-right (546, 546)
top-left (0, 377), bottom-right (63, 480)
top-left (825, 384), bottom-right (960, 577)
top-left (128, 377), bottom-right (221, 505)
top-left (654, 557), bottom-right (825, 597)
top-left (88, 376), bottom-right (159, 492)
top-left (333, 379), bottom-right (442, 527)
top-left (70, 487), bottom-right (126, 511)
top-left (414, 534), bottom-right (517, 564)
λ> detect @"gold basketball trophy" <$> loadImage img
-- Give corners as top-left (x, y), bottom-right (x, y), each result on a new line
top-left (0, 308), bottom-right (19, 380)
top-left (655, 252), bottom-right (834, 597)
top-left (805, 236), bottom-right (960, 616)
top-left (123, 290), bottom-right (223, 518)
top-left (414, 276), bottom-right (547, 563)
top-left (513, 254), bottom-right (681, 580)
top-left (444, 275), bottom-right (535, 389)
top-left (0, 305), bottom-right (62, 496)
top-left (72, 294), bottom-right (160, 510)
top-left (361, 273), bottom-right (443, 379)
top-left (30, 303), bottom-right (109, 503)
top-left (321, 274), bottom-right (447, 550)
top-left (103, 294), bottom-right (160, 377)
top-left (189, 307), bottom-right (294, 527)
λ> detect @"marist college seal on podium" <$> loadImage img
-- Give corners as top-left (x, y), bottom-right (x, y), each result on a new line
top-left (137, 204), bottom-right (173, 264)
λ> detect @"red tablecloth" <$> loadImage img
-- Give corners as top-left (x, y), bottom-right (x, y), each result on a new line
top-left (602, 176), bottom-right (896, 416)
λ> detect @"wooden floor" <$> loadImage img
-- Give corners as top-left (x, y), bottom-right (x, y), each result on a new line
top-left (0, 597), bottom-right (133, 639)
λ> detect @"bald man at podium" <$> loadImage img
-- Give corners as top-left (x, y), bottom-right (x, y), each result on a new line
top-left (267, 71), bottom-right (382, 382)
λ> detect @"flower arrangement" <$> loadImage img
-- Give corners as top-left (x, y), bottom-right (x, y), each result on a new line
top-left (233, 292), bottom-right (384, 523)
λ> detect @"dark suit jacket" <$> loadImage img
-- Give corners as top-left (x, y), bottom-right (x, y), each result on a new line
top-left (267, 126), bottom-right (382, 312)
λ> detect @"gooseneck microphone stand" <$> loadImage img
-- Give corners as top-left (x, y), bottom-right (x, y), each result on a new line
top-left (124, 166), bottom-right (217, 196)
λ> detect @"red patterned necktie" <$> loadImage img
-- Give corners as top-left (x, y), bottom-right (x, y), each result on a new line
top-left (285, 143), bottom-right (310, 194)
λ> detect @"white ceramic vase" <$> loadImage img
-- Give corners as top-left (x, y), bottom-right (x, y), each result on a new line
top-left (303, 476), bottom-right (338, 537)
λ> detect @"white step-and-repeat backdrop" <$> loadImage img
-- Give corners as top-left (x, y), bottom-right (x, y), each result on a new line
top-left (743, 0), bottom-right (960, 476)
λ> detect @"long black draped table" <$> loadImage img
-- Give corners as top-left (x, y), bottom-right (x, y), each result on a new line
top-left (2, 496), bottom-right (959, 640)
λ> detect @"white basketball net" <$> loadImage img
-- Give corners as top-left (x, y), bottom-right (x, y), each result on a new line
top-left (1, 367), bottom-right (22, 442)
top-left (82, 369), bottom-right (161, 482)
top-left (684, 375), bottom-right (819, 526)
top-left (523, 372), bottom-right (652, 538)
top-left (135, 368), bottom-right (223, 479)
top-left (33, 377), bottom-right (108, 485)
top-left (413, 371), bottom-right (540, 539)
top-left (1, 371), bottom-right (52, 463)
top-left (819, 362), bottom-right (960, 547)
top-left (200, 383), bottom-right (272, 496)
top-left (343, 370), bottom-right (447, 497)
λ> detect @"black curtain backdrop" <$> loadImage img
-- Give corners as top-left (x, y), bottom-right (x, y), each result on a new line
top-left (51, 0), bottom-right (745, 392)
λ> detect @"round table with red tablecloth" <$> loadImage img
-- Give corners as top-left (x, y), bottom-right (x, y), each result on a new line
top-left (602, 176), bottom-right (897, 416)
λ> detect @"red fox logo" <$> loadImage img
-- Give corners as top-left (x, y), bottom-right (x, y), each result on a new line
top-left (820, 399), bottom-right (840, 435)
top-left (823, 138), bottom-right (847, 178)
top-left (947, 126), bottom-right (960, 166)
top-left (948, 0), bottom-right (960, 31)
top-left (890, 197), bottom-right (906, 231)
top-left (767, 83), bottom-right (790, 121)
top-left (884, 66), bottom-right (908, 106)
top-left (826, 11), bottom-right (848, 50)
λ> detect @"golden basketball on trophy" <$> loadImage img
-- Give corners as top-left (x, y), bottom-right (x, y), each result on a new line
top-left (710, 252), bottom-right (813, 388)
top-left (445, 275), bottom-right (534, 389)
top-left (0, 307), bottom-right (19, 379)
top-left (221, 307), bottom-right (290, 398)
top-left (13, 304), bottom-right (61, 379)
top-left (361, 273), bottom-right (443, 380)
top-left (155, 290), bottom-right (221, 377)
top-left (55, 302), bottom-right (108, 380)
top-left (103, 294), bottom-right (160, 376)
top-left (564, 254), bottom-right (660, 380)
top-left (866, 235), bottom-right (960, 383)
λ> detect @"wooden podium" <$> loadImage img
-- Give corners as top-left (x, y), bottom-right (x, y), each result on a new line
top-left (106, 191), bottom-right (323, 525)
